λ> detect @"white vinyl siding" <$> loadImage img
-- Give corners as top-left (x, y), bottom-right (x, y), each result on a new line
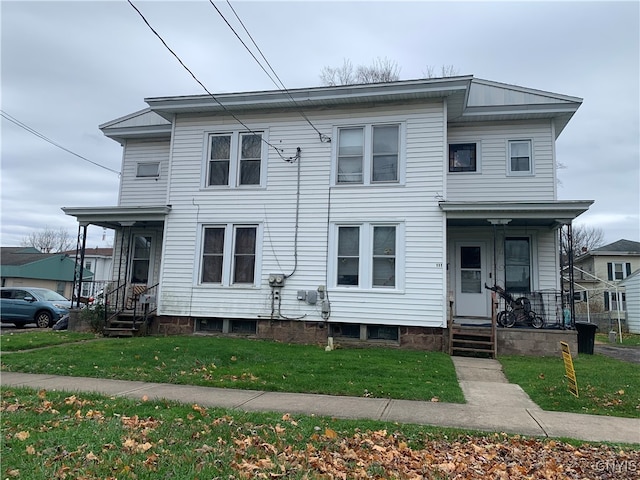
top-left (158, 102), bottom-right (447, 327)
top-left (119, 139), bottom-right (169, 206)
top-left (620, 273), bottom-right (640, 333)
top-left (447, 121), bottom-right (555, 201)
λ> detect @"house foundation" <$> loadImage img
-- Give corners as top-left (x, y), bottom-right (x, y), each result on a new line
top-left (496, 328), bottom-right (578, 357)
top-left (144, 316), bottom-right (576, 356)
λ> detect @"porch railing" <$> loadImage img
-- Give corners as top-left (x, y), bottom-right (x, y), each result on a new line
top-left (496, 290), bottom-right (569, 329)
top-left (73, 280), bottom-right (112, 308)
top-left (92, 282), bottom-right (159, 332)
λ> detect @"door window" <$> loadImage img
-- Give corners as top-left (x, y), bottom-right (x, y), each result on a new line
top-left (131, 236), bottom-right (152, 284)
top-left (460, 246), bottom-right (482, 293)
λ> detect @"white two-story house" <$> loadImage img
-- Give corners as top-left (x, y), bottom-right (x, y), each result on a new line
top-left (63, 76), bottom-right (592, 348)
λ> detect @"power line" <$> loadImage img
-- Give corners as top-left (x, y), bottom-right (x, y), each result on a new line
top-left (0, 110), bottom-right (121, 176)
top-left (212, 0), bottom-right (330, 143)
top-left (127, 0), bottom-right (298, 161)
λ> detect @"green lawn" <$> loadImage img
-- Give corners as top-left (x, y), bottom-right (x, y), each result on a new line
top-left (2, 387), bottom-right (636, 480)
top-left (0, 331), bottom-right (97, 352)
top-left (3, 332), bottom-right (638, 418)
top-left (499, 354), bottom-right (639, 418)
top-left (596, 332), bottom-right (640, 346)
top-left (0, 334), bottom-right (464, 403)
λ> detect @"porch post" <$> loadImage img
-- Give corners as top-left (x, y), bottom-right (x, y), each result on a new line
top-left (73, 224), bottom-right (88, 308)
top-left (564, 223), bottom-right (576, 328)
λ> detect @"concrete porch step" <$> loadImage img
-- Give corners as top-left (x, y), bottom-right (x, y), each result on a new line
top-left (103, 328), bottom-right (138, 338)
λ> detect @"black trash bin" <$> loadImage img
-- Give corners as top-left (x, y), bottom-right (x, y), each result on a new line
top-left (575, 322), bottom-right (598, 354)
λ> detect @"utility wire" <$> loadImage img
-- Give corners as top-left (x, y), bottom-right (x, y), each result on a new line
top-left (0, 110), bottom-right (121, 176)
top-left (213, 0), bottom-right (330, 143)
top-left (127, 0), bottom-right (297, 161)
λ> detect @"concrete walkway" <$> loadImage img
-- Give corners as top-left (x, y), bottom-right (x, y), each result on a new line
top-left (2, 357), bottom-right (638, 444)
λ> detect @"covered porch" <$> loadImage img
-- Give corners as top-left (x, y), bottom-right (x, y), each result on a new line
top-left (62, 205), bottom-right (171, 334)
top-left (440, 200), bottom-right (591, 357)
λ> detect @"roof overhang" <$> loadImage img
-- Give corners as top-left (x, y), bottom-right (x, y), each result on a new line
top-left (145, 76), bottom-right (473, 120)
top-left (439, 200), bottom-right (593, 228)
top-left (62, 205), bottom-right (171, 230)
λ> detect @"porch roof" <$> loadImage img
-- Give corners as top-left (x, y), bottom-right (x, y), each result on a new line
top-left (439, 200), bottom-right (593, 228)
top-left (62, 205), bottom-right (171, 230)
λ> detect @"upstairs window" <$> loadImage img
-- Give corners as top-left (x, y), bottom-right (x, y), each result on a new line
top-left (508, 140), bottom-right (532, 175)
top-left (337, 128), bottom-right (363, 184)
top-left (207, 132), bottom-right (265, 187)
top-left (136, 162), bottom-right (160, 178)
top-left (336, 124), bottom-right (401, 185)
top-left (449, 143), bottom-right (477, 172)
top-left (608, 262), bottom-right (631, 281)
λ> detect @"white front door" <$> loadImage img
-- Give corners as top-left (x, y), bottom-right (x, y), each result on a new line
top-left (455, 242), bottom-right (488, 317)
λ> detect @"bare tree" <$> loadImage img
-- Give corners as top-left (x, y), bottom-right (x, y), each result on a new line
top-left (561, 224), bottom-right (605, 259)
top-left (423, 64), bottom-right (459, 78)
top-left (320, 57), bottom-right (400, 86)
top-left (21, 226), bottom-right (74, 253)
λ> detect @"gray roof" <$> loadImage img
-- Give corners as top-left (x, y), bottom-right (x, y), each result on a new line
top-left (590, 239), bottom-right (640, 255)
top-left (0, 247), bottom-right (54, 266)
top-left (101, 76), bottom-right (582, 142)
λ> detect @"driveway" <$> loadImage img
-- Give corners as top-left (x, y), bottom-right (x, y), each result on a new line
top-left (594, 343), bottom-right (640, 364)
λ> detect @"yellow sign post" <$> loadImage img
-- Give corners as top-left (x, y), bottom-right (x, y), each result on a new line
top-left (560, 341), bottom-right (578, 397)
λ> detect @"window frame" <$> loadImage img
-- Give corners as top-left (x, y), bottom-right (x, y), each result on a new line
top-left (204, 130), bottom-right (267, 188)
top-left (130, 235), bottom-right (152, 284)
top-left (504, 236), bottom-right (532, 294)
top-left (607, 262), bottom-right (631, 281)
top-left (198, 223), bottom-right (261, 287)
top-left (448, 142), bottom-right (479, 173)
top-left (330, 222), bottom-right (404, 291)
top-left (136, 162), bottom-right (160, 178)
top-left (333, 122), bottom-right (404, 186)
top-left (604, 291), bottom-right (627, 311)
top-left (507, 139), bottom-right (533, 176)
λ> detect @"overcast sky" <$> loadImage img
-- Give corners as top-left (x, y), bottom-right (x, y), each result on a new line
top-left (2, 0), bottom-right (639, 250)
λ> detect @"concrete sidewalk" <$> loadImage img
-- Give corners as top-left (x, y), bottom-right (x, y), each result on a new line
top-left (2, 357), bottom-right (638, 444)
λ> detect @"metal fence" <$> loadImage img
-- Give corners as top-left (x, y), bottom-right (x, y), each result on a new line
top-left (495, 290), bottom-right (568, 329)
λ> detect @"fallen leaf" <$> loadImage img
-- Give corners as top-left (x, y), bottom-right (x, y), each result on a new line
top-left (324, 428), bottom-right (338, 439)
top-left (86, 451), bottom-right (99, 462)
top-left (15, 431), bottom-right (30, 441)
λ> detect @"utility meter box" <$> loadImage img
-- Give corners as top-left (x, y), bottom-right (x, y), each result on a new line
top-left (139, 294), bottom-right (156, 305)
top-left (268, 274), bottom-right (285, 287)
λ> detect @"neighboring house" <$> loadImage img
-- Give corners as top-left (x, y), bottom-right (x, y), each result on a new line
top-left (0, 247), bottom-right (93, 299)
top-left (63, 76), bottom-right (592, 348)
top-left (619, 269), bottom-right (640, 334)
top-left (570, 239), bottom-right (640, 313)
top-left (62, 247), bottom-right (113, 298)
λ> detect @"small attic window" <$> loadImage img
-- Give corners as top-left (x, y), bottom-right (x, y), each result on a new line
top-left (449, 143), bottom-right (477, 172)
top-left (136, 162), bottom-right (160, 178)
